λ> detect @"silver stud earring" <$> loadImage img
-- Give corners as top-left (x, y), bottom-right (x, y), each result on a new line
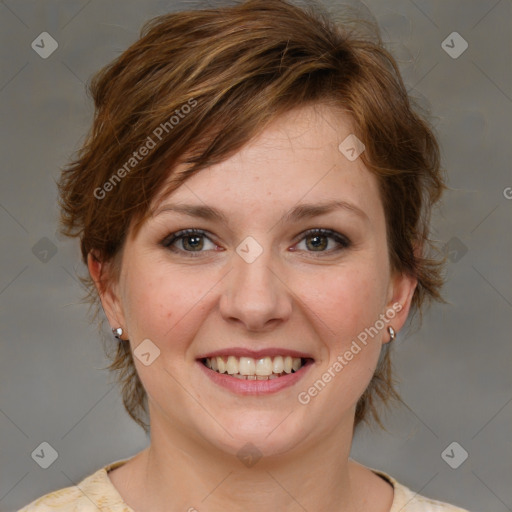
top-left (387, 326), bottom-right (396, 342)
top-left (112, 327), bottom-right (124, 340)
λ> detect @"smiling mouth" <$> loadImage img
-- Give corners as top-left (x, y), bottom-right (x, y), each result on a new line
top-left (200, 355), bottom-right (313, 380)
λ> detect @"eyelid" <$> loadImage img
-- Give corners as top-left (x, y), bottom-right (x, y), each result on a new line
top-left (161, 228), bottom-right (217, 249)
top-left (291, 228), bottom-right (351, 252)
top-left (161, 227), bottom-right (351, 258)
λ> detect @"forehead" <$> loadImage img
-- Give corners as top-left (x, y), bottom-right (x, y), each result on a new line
top-left (150, 104), bottom-right (383, 225)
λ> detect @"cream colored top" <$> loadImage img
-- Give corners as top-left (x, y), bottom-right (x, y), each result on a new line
top-left (18, 457), bottom-right (472, 511)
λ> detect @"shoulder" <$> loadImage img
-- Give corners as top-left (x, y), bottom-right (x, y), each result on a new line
top-left (16, 459), bottom-right (134, 512)
top-left (371, 468), bottom-right (473, 512)
top-left (17, 483), bottom-right (94, 512)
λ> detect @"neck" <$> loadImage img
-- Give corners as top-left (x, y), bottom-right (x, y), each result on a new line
top-left (134, 411), bottom-right (366, 512)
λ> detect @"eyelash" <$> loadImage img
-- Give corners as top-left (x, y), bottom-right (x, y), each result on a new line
top-left (161, 228), bottom-right (351, 257)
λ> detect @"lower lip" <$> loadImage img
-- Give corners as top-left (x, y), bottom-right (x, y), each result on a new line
top-left (197, 359), bottom-right (314, 395)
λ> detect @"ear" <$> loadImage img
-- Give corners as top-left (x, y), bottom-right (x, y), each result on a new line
top-left (87, 251), bottom-right (126, 332)
top-left (383, 268), bottom-right (417, 344)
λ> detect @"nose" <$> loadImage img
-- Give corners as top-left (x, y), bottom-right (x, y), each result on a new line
top-left (219, 245), bottom-right (293, 332)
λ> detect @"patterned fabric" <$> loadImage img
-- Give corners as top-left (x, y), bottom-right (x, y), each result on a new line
top-left (17, 458), bottom-right (472, 511)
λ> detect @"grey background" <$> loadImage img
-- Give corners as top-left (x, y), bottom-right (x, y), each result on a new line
top-left (1, 1), bottom-right (511, 511)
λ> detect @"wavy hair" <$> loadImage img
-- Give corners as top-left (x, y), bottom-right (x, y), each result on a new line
top-left (58, 0), bottom-right (445, 434)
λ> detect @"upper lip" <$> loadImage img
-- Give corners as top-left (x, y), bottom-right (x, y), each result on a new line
top-left (196, 348), bottom-right (314, 360)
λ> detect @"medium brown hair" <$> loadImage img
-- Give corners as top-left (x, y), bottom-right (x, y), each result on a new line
top-left (58, 0), bottom-right (445, 434)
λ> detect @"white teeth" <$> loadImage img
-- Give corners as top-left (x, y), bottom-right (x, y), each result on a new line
top-left (256, 357), bottom-right (273, 376)
top-left (204, 355), bottom-right (305, 378)
top-left (226, 356), bottom-right (238, 375)
top-left (272, 356), bottom-right (284, 373)
top-left (239, 357), bottom-right (256, 375)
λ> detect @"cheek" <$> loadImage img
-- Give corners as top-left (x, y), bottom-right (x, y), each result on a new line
top-left (299, 263), bottom-right (388, 343)
top-left (296, 257), bottom-right (389, 401)
top-left (296, 267), bottom-right (385, 415)
top-left (121, 258), bottom-right (204, 345)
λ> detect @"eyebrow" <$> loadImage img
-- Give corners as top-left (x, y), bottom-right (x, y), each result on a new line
top-left (152, 200), bottom-right (369, 224)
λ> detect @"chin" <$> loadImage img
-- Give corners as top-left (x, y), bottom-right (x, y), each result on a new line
top-left (199, 413), bottom-right (308, 459)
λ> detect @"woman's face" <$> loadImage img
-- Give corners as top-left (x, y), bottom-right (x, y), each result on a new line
top-left (93, 104), bottom-right (416, 458)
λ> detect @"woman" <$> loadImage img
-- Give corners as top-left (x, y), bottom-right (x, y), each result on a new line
top-left (18, 1), bottom-right (471, 510)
